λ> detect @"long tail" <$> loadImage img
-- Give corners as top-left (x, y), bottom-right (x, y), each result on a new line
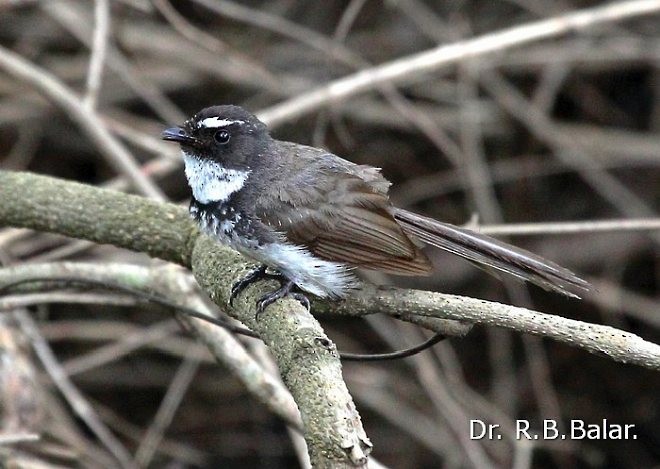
top-left (393, 208), bottom-right (591, 298)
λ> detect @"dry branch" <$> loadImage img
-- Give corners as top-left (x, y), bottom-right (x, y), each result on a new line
top-left (0, 170), bottom-right (371, 467)
top-left (0, 45), bottom-right (164, 199)
top-left (259, 0), bottom-right (660, 127)
top-left (0, 0), bottom-right (658, 466)
top-left (1, 170), bottom-right (658, 369)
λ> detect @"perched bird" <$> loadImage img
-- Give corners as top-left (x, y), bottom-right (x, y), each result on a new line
top-left (162, 105), bottom-right (589, 313)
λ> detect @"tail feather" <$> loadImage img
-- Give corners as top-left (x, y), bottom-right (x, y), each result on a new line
top-left (393, 209), bottom-right (591, 298)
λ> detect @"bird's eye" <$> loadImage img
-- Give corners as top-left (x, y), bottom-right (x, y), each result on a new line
top-left (214, 129), bottom-right (230, 144)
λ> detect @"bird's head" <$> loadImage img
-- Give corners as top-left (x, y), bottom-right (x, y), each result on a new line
top-left (162, 105), bottom-right (269, 170)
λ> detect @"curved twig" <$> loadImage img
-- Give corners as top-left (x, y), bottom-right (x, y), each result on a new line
top-left (259, 0), bottom-right (660, 127)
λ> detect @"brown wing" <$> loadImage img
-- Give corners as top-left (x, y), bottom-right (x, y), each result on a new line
top-left (255, 164), bottom-right (432, 276)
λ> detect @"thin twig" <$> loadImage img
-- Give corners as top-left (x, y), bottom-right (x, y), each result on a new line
top-left (14, 311), bottom-right (137, 469)
top-left (0, 433), bottom-right (40, 445)
top-left (91, 398), bottom-right (208, 466)
top-left (134, 354), bottom-right (200, 467)
top-left (0, 45), bottom-right (165, 199)
top-left (43, 1), bottom-right (186, 123)
top-left (259, 0), bottom-right (660, 127)
top-left (84, 0), bottom-right (111, 109)
top-left (327, 284), bottom-right (660, 370)
top-left (152, 0), bottom-right (280, 90)
top-left (190, 0), bottom-right (363, 67)
top-left (0, 260), bottom-right (305, 431)
top-left (0, 291), bottom-right (136, 310)
top-left (62, 321), bottom-right (179, 376)
top-left (477, 218), bottom-right (660, 236)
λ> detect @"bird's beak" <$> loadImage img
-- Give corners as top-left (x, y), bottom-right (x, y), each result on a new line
top-left (161, 127), bottom-right (196, 144)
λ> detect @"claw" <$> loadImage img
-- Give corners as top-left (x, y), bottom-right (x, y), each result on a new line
top-left (230, 265), bottom-right (281, 306)
top-left (255, 280), bottom-right (294, 319)
top-left (291, 292), bottom-right (310, 311)
top-left (230, 265), bottom-right (310, 318)
top-left (254, 280), bottom-right (311, 320)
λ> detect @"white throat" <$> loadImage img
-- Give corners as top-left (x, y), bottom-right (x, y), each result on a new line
top-left (182, 152), bottom-right (250, 204)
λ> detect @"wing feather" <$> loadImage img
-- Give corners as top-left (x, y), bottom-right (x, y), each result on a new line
top-left (255, 166), bottom-right (432, 275)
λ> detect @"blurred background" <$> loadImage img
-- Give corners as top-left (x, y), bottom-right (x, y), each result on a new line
top-left (0, 0), bottom-right (659, 468)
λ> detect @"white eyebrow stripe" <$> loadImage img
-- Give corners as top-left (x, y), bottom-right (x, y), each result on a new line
top-left (199, 117), bottom-right (245, 129)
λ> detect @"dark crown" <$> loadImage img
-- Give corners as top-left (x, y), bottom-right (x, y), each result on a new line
top-left (187, 105), bottom-right (263, 131)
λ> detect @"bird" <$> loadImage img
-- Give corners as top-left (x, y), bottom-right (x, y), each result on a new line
top-left (162, 105), bottom-right (590, 314)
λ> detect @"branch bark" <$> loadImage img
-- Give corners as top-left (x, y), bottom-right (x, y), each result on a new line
top-left (1, 170), bottom-right (659, 369)
top-left (2, 170), bottom-right (660, 461)
top-left (0, 170), bottom-right (371, 467)
top-left (0, 262), bottom-right (303, 430)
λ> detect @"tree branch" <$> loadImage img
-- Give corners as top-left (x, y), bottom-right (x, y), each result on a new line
top-left (1, 170), bottom-right (658, 369)
top-left (0, 170), bottom-right (371, 467)
top-left (259, 0), bottom-right (660, 127)
top-left (0, 261), bottom-right (303, 430)
top-left (320, 284), bottom-right (660, 370)
top-left (0, 43), bottom-right (164, 199)
top-left (2, 170), bottom-right (660, 462)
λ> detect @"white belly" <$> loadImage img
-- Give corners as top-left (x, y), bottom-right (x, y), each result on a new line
top-left (235, 241), bottom-right (355, 299)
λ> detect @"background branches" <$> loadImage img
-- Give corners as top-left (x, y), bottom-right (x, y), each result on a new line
top-left (1, 1), bottom-right (659, 467)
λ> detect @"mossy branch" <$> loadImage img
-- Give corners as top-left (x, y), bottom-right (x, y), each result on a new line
top-left (1, 170), bottom-right (659, 369)
top-left (2, 170), bottom-right (660, 464)
top-left (0, 170), bottom-right (371, 467)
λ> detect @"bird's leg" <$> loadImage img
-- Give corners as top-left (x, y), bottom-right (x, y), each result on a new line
top-left (230, 265), bottom-right (310, 317)
top-left (230, 264), bottom-right (282, 306)
top-left (255, 279), bottom-right (310, 319)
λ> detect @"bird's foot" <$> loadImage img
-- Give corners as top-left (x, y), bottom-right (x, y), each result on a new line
top-left (255, 280), bottom-right (310, 319)
top-left (230, 265), bottom-right (310, 318)
top-left (230, 265), bottom-right (282, 306)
